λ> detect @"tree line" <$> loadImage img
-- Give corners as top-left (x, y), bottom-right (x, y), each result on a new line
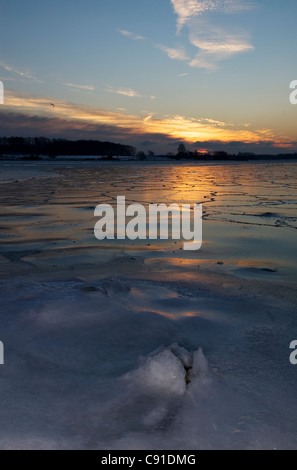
top-left (0, 137), bottom-right (136, 157)
top-left (0, 137), bottom-right (296, 161)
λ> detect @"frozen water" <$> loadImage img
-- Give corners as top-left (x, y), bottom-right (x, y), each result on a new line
top-left (0, 275), bottom-right (296, 450)
top-left (0, 161), bottom-right (297, 449)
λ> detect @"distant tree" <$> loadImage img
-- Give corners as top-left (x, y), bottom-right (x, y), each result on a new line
top-left (148, 150), bottom-right (155, 157)
top-left (177, 143), bottom-right (187, 156)
top-left (213, 151), bottom-right (228, 160)
top-left (137, 151), bottom-right (146, 160)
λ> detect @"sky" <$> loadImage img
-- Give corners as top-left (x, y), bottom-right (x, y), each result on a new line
top-left (0, 0), bottom-right (296, 154)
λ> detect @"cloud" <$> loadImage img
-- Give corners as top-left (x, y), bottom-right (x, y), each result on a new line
top-left (118, 29), bottom-right (146, 41)
top-left (189, 25), bottom-right (254, 69)
top-left (105, 86), bottom-right (155, 100)
top-left (63, 82), bottom-right (95, 91)
top-left (169, 0), bottom-right (255, 69)
top-left (143, 113), bottom-right (154, 122)
top-left (1, 90), bottom-right (292, 154)
top-left (0, 61), bottom-right (42, 83)
top-left (1, 112), bottom-right (295, 155)
top-left (117, 3), bottom-right (254, 70)
top-left (171, 0), bottom-right (213, 32)
top-left (171, 0), bottom-right (254, 32)
top-left (0, 76), bottom-right (17, 82)
top-left (105, 86), bottom-right (141, 98)
top-left (157, 45), bottom-right (189, 61)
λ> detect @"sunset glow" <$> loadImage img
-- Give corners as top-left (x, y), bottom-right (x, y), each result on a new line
top-left (3, 90), bottom-right (294, 150)
top-left (0, 0), bottom-right (296, 153)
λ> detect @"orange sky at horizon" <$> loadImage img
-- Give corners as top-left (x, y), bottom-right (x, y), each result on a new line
top-left (2, 90), bottom-right (294, 149)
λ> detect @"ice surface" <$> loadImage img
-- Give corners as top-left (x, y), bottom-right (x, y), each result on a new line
top-left (0, 275), bottom-right (296, 450)
top-left (0, 161), bottom-right (297, 449)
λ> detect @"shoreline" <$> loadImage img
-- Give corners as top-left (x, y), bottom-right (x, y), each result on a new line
top-left (1, 156), bottom-right (297, 167)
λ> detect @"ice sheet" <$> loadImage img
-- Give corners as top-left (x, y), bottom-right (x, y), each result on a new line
top-left (0, 161), bottom-right (297, 449)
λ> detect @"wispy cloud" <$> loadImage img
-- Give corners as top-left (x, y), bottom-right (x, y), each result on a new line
top-left (169, 0), bottom-right (255, 69)
top-left (105, 86), bottom-right (141, 98)
top-left (171, 0), bottom-right (254, 32)
top-left (0, 61), bottom-right (42, 83)
top-left (105, 86), bottom-right (156, 100)
top-left (0, 76), bottom-right (17, 82)
top-left (157, 44), bottom-right (189, 61)
top-left (118, 29), bottom-right (146, 41)
top-left (143, 113), bottom-right (154, 122)
top-left (63, 82), bottom-right (95, 91)
top-left (171, 0), bottom-right (213, 33)
top-left (3, 89), bottom-right (289, 148)
top-left (189, 25), bottom-right (254, 69)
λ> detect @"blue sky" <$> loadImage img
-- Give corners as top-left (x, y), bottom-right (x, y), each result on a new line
top-left (0, 0), bottom-right (296, 153)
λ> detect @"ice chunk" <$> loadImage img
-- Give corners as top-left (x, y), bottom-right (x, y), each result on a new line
top-left (135, 349), bottom-right (187, 396)
top-left (170, 343), bottom-right (192, 369)
top-left (193, 348), bottom-right (209, 374)
top-left (191, 348), bottom-right (212, 385)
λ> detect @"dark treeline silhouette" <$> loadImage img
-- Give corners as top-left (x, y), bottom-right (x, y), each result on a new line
top-left (0, 137), bottom-right (297, 161)
top-left (0, 137), bottom-right (136, 157)
top-left (172, 145), bottom-right (297, 161)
